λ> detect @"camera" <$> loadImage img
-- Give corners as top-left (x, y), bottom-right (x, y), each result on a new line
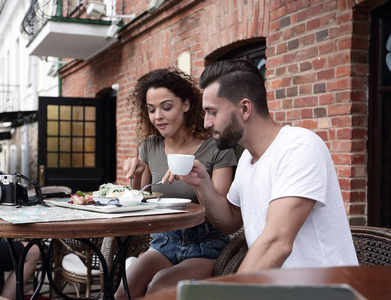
top-left (0, 174), bottom-right (29, 206)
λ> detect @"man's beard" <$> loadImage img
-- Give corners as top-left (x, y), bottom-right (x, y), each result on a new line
top-left (215, 112), bottom-right (243, 150)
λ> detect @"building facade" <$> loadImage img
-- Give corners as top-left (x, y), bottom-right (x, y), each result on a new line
top-left (22, 0), bottom-right (391, 227)
top-left (0, 0), bottom-right (58, 181)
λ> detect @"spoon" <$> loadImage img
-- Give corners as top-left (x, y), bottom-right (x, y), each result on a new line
top-left (94, 198), bottom-right (122, 207)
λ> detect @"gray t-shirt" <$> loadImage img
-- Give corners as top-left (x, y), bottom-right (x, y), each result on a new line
top-left (139, 135), bottom-right (237, 203)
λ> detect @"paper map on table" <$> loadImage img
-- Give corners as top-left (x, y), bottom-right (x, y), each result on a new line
top-left (45, 199), bottom-right (158, 213)
top-left (0, 204), bottom-right (185, 224)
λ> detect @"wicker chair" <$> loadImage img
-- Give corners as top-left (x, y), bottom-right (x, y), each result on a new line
top-left (213, 230), bottom-right (248, 277)
top-left (52, 234), bottom-right (151, 298)
top-left (52, 238), bottom-right (103, 298)
top-left (350, 225), bottom-right (391, 266)
top-left (28, 185), bottom-right (72, 198)
top-left (213, 225), bottom-right (391, 277)
top-left (99, 235), bottom-right (151, 284)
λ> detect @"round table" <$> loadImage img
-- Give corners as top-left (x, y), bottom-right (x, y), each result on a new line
top-left (1, 203), bottom-right (205, 300)
top-left (140, 266), bottom-right (391, 300)
top-left (0, 203), bottom-right (205, 238)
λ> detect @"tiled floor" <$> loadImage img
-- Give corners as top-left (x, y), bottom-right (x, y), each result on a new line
top-left (26, 279), bottom-right (102, 299)
top-left (3, 271), bottom-right (103, 299)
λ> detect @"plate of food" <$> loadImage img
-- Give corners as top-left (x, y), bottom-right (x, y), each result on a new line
top-left (146, 198), bottom-right (191, 209)
top-left (45, 192), bottom-right (158, 214)
top-left (92, 183), bottom-right (163, 200)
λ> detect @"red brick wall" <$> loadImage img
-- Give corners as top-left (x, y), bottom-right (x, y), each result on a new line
top-left (59, 0), bottom-right (390, 224)
top-left (263, 0), bottom-right (388, 224)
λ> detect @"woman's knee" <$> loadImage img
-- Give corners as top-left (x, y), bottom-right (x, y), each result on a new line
top-left (146, 268), bottom-right (173, 295)
top-left (114, 288), bottom-right (126, 300)
top-left (146, 258), bottom-right (215, 295)
top-left (26, 244), bottom-right (41, 263)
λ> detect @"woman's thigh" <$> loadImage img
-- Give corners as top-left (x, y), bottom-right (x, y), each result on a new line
top-left (147, 258), bottom-right (215, 294)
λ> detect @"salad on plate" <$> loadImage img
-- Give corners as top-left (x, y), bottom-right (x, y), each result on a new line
top-left (92, 183), bottom-right (154, 198)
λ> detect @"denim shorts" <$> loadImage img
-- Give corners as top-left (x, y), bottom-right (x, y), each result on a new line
top-left (149, 221), bottom-right (230, 265)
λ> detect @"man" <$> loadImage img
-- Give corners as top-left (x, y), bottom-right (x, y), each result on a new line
top-left (165, 60), bottom-right (358, 273)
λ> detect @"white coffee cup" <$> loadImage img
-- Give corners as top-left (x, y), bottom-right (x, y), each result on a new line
top-left (167, 154), bottom-right (195, 175)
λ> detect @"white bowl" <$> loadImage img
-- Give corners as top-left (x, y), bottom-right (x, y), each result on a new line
top-left (117, 190), bottom-right (143, 206)
top-left (167, 154), bottom-right (195, 175)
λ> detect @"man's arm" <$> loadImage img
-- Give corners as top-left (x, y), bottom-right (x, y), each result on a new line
top-left (237, 196), bottom-right (315, 273)
top-left (164, 159), bottom-right (243, 235)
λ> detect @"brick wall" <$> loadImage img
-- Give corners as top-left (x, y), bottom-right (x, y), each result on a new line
top-left (263, 0), bottom-right (389, 224)
top-left (59, 0), bottom-right (390, 224)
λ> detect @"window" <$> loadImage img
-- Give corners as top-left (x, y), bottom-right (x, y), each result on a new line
top-left (218, 41), bottom-right (266, 79)
top-left (46, 105), bottom-right (96, 167)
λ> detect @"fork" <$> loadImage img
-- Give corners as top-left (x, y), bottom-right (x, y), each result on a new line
top-left (139, 180), bottom-right (163, 193)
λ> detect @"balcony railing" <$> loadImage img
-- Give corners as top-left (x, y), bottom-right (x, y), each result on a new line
top-left (20, 0), bottom-right (115, 42)
top-left (20, 0), bottom-right (121, 60)
top-left (20, 0), bottom-right (165, 60)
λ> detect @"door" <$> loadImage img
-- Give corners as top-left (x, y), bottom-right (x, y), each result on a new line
top-left (38, 95), bottom-right (116, 193)
top-left (368, 1), bottom-right (391, 227)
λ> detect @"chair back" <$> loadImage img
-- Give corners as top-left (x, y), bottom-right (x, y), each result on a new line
top-left (28, 185), bottom-right (72, 197)
top-left (350, 225), bottom-right (391, 266)
top-left (213, 230), bottom-right (248, 276)
top-left (213, 225), bottom-right (391, 277)
top-left (99, 234), bottom-right (151, 285)
top-left (53, 238), bottom-right (103, 298)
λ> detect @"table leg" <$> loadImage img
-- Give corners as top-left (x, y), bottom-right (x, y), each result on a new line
top-left (108, 236), bottom-right (133, 299)
top-left (7, 237), bottom-right (135, 300)
top-left (6, 238), bottom-right (22, 300)
top-left (6, 238), bottom-right (48, 300)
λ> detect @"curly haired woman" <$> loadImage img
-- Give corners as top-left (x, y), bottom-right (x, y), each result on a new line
top-left (117, 68), bottom-right (237, 299)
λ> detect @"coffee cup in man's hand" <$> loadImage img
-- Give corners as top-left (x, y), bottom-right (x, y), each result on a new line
top-left (167, 154), bottom-right (195, 175)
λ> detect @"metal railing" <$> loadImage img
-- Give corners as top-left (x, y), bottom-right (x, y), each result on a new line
top-left (20, 0), bottom-right (113, 41)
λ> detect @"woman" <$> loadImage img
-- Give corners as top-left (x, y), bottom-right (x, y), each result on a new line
top-left (116, 68), bottom-right (237, 299)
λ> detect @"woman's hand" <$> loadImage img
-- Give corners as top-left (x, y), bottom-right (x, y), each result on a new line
top-left (122, 157), bottom-right (147, 179)
top-left (161, 169), bottom-right (180, 184)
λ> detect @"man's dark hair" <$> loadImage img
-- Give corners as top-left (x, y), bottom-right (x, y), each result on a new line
top-left (199, 60), bottom-right (269, 117)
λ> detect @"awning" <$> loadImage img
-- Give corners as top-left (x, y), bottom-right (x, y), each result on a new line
top-left (0, 132), bottom-right (12, 140)
top-left (0, 111), bottom-right (37, 128)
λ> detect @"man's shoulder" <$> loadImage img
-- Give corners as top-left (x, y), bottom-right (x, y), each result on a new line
top-left (282, 125), bottom-right (314, 136)
top-left (280, 126), bottom-right (323, 144)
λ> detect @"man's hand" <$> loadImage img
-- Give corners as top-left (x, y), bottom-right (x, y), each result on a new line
top-left (162, 159), bottom-right (209, 186)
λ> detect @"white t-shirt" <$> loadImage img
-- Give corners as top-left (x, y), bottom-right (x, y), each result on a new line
top-left (227, 125), bottom-right (359, 268)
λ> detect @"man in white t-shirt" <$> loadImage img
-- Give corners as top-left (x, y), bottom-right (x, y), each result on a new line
top-left (164, 59), bottom-right (358, 273)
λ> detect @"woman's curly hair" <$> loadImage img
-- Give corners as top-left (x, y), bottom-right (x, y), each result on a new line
top-left (128, 67), bottom-right (210, 146)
